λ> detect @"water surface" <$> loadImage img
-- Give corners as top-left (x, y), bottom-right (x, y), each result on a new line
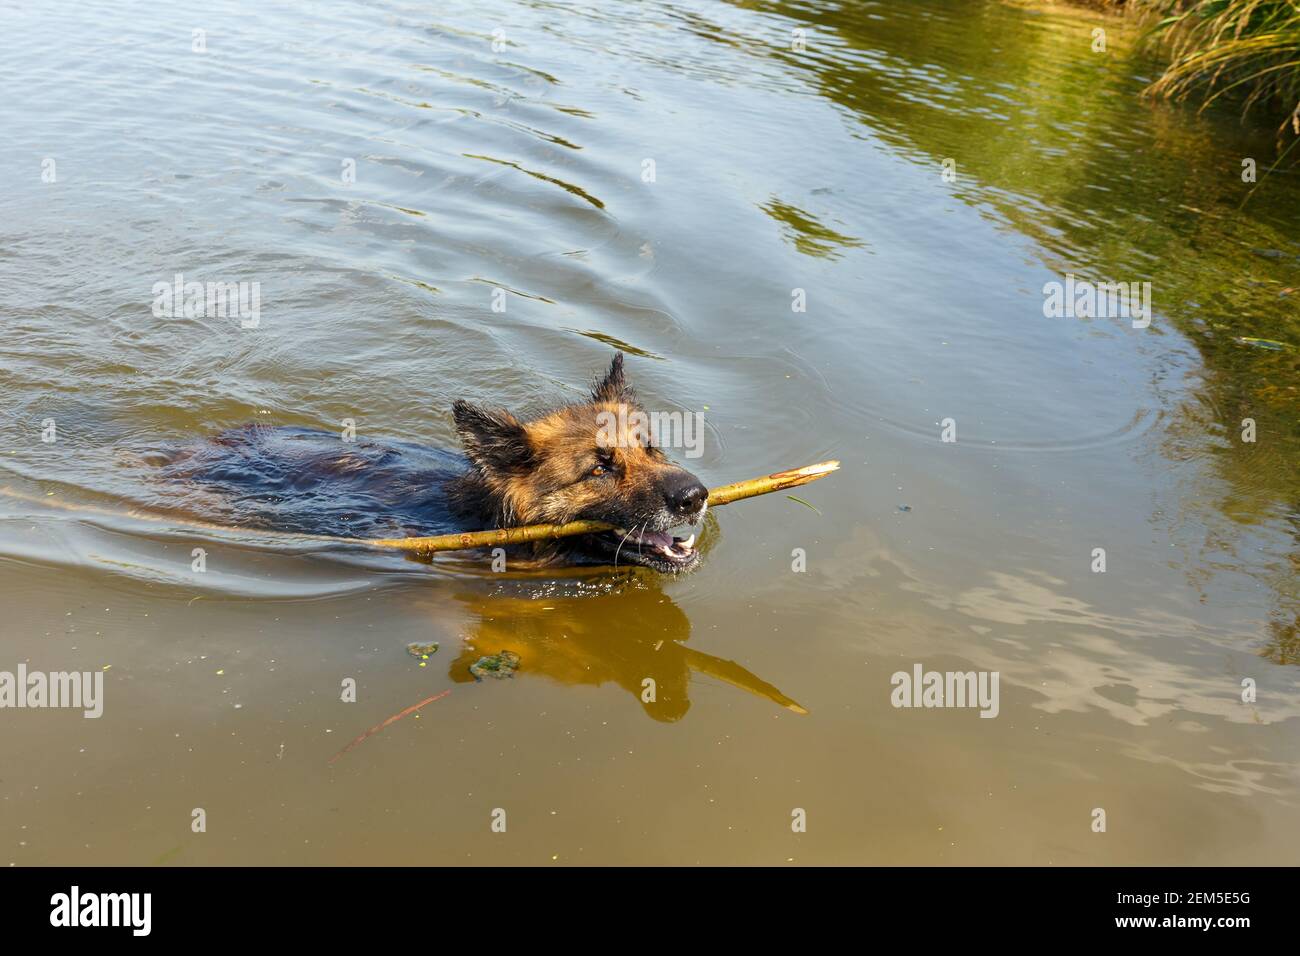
top-left (2, 0), bottom-right (1298, 864)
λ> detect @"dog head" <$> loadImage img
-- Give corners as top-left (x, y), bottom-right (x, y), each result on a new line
top-left (452, 353), bottom-right (707, 572)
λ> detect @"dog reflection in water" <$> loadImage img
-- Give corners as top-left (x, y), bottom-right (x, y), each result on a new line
top-left (445, 583), bottom-right (806, 721)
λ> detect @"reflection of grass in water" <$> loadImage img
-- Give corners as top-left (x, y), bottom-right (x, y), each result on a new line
top-left (1083, 1), bottom-right (1300, 137)
top-left (1263, 602), bottom-right (1300, 665)
top-left (563, 328), bottom-right (665, 360)
top-left (462, 153), bottom-right (606, 209)
top-left (749, 0), bottom-right (1300, 658)
top-left (760, 196), bottom-right (866, 260)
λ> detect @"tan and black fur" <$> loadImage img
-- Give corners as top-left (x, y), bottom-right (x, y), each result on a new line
top-left (158, 353), bottom-right (708, 573)
top-left (445, 353), bottom-right (707, 572)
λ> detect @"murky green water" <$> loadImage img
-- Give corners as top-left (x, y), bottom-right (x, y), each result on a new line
top-left (2, 0), bottom-right (1297, 864)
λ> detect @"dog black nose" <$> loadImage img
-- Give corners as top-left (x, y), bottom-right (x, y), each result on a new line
top-left (666, 476), bottom-right (708, 517)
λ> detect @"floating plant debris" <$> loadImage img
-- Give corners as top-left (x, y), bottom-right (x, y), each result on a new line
top-left (469, 650), bottom-right (521, 681)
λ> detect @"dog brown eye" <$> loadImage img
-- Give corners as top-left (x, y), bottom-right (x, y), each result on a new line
top-left (589, 465), bottom-right (607, 477)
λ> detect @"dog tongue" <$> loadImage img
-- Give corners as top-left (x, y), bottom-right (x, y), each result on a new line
top-left (639, 530), bottom-right (674, 549)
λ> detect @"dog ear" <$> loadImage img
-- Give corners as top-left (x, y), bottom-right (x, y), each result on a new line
top-left (591, 352), bottom-right (634, 404)
top-left (452, 400), bottom-right (533, 475)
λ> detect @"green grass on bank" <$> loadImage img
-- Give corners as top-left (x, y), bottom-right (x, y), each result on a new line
top-left (1088, 1), bottom-right (1300, 136)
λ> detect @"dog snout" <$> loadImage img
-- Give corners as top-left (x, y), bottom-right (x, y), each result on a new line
top-left (665, 474), bottom-right (708, 518)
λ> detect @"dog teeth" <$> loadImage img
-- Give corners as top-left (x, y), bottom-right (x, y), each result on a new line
top-left (680, 533), bottom-right (695, 550)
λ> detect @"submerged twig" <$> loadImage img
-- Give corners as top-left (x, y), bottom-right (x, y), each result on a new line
top-left (328, 689), bottom-right (452, 764)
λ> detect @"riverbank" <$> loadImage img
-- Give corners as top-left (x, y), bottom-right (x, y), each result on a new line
top-left (1058, 0), bottom-right (1300, 139)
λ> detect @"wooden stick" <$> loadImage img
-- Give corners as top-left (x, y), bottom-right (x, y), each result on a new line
top-left (368, 459), bottom-right (839, 555)
top-left (328, 689), bottom-right (452, 764)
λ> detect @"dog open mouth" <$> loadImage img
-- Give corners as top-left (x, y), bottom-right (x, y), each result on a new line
top-left (598, 525), bottom-right (701, 572)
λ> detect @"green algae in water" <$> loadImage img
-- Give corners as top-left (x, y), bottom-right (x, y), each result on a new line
top-left (406, 641), bottom-right (440, 658)
top-left (469, 650), bottom-right (521, 681)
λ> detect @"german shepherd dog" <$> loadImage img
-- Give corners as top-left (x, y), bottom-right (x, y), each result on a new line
top-left (158, 353), bottom-right (708, 573)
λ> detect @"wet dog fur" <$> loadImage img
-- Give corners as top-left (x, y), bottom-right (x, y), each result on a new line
top-left (445, 353), bottom-right (708, 572)
top-left (160, 353), bottom-right (708, 573)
